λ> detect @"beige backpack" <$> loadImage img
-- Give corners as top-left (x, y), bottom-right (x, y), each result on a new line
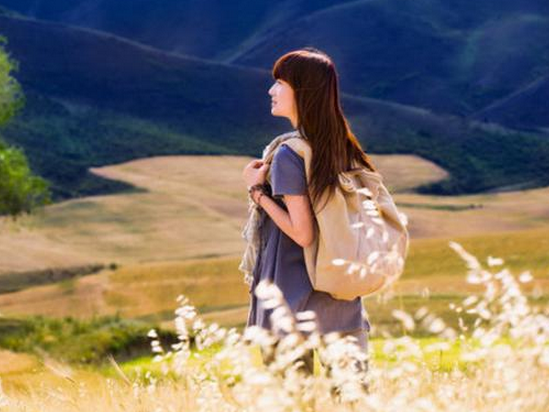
top-left (279, 137), bottom-right (410, 301)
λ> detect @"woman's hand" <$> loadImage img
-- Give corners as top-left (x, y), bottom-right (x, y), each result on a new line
top-left (242, 159), bottom-right (269, 187)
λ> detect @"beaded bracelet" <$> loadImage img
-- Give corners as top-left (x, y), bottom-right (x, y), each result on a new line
top-left (248, 184), bottom-right (267, 208)
top-left (254, 191), bottom-right (265, 207)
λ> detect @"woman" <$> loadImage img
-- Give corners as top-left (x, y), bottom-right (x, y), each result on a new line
top-left (241, 47), bottom-right (377, 378)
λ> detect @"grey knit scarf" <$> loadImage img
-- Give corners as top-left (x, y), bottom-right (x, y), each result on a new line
top-left (238, 129), bottom-right (305, 286)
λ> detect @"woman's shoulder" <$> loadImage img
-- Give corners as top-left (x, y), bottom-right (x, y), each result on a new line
top-left (277, 134), bottom-right (311, 161)
top-left (273, 144), bottom-right (305, 169)
top-left (278, 143), bottom-right (301, 157)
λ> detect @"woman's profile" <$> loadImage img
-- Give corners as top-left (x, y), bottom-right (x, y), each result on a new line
top-left (240, 47), bottom-right (378, 382)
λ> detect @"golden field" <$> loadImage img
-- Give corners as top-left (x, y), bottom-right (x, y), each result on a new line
top-left (0, 153), bottom-right (548, 411)
top-left (0, 153), bottom-right (547, 330)
top-left (0, 152), bottom-right (450, 273)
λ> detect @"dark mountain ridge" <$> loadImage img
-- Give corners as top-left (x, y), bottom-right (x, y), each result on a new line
top-left (0, 11), bottom-right (548, 200)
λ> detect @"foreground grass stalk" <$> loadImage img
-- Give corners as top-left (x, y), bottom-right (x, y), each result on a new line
top-left (1, 241), bottom-right (548, 411)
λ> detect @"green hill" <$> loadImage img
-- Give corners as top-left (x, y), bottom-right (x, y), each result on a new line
top-left (2, 0), bottom-right (548, 129)
top-left (0, 0), bottom-right (343, 60)
top-left (471, 74), bottom-right (549, 130)
top-left (0, 14), bottom-right (549, 201)
top-left (230, 0), bottom-right (549, 128)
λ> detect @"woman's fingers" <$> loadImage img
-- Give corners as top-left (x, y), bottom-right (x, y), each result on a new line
top-left (244, 159), bottom-right (264, 171)
top-left (258, 163), bottom-right (269, 176)
top-left (242, 159), bottom-right (265, 180)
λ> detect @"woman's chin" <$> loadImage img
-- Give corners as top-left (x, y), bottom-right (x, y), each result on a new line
top-left (271, 107), bottom-right (285, 117)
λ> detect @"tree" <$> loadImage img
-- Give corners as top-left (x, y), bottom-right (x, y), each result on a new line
top-left (0, 35), bottom-right (51, 218)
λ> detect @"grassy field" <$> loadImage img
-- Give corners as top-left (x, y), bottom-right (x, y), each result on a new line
top-left (0, 152), bottom-right (448, 274)
top-left (0, 153), bottom-right (547, 331)
top-left (1, 152), bottom-right (548, 276)
top-left (0, 221), bottom-right (547, 333)
top-left (1, 299), bottom-right (547, 411)
top-left (0, 152), bottom-right (548, 399)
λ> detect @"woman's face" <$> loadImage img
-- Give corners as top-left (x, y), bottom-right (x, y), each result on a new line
top-left (268, 78), bottom-right (298, 127)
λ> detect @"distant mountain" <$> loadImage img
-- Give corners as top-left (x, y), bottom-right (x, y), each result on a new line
top-left (1, 13), bottom-right (549, 201)
top-left (0, 13), bottom-right (278, 199)
top-left (2, 0), bottom-right (547, 130)
top-left (0, 0), bottom-right (343, 61)
top-left (229, 0), bottom-right (549, 127)
top-left (470, 74), bottom-right (549, 131)
top-left (0, 14), bottom-right (278, 150)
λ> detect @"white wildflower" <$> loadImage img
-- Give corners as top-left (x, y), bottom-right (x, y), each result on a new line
top-left (462, 296), bottom-right (478, 306)
top-left (518, 271), bottom-right (533, 283)
top-left (414, 306), bottom-right (429, 320)
top-left (392, 309), bottom-right (416, 331)
top-left (398, 211), bottom-right (409, 226)
top-left (295, 311), bottom-right (316, 321)
top-left (332, 258), bottom-right (346, 266)
top-left (427, 318), bottom-right (446, 334)
top-left (371, 217), bottom-right (384, 225)
top-left (357, 187), bottom-right (373, 197)
top-left (367, 251), bottom-right (380, 266)
top-left (362, 200), bottom-right (377, 210)
top-left (487, 255), bottom-right (504, 267)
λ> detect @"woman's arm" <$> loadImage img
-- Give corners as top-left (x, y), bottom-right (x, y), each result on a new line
top-left (252, 190), bottom-right (315, 248)
top-left (243, 146), bottom-right (314, 248)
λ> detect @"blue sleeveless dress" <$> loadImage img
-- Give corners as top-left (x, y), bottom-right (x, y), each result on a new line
top-left (246, 143), bottom-right (370, 334)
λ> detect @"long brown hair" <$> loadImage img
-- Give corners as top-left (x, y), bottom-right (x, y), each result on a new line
top-left (272, 47), bottom-right (378, 212)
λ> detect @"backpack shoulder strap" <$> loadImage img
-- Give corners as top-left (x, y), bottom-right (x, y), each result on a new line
top-left (280, 137), bottom-right (311, 157)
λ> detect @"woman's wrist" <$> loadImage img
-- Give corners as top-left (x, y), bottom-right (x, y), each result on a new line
top-left (253, 190), bottom-right (264, 205)
top-left (248, 184), bottom-right (267, 207)
top-left (247, 183), bottom-right (265, 193)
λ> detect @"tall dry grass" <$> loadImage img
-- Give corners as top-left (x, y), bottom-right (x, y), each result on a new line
top-left (1, 241), bottom-right (548, 411)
